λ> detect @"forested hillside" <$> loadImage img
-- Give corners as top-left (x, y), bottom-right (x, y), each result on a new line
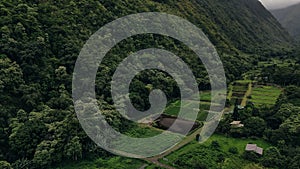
top-left (271, 3), bottom-right (300, 41)
top-left (0, 0), bottom-right (296, 168)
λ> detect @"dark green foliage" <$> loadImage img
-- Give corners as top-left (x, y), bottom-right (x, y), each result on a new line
top-left (0, 0), bottom-right (297, 168)
top-left (243, 117), bottom-right (267, 137)
top-left (261, 63), bottom-right (300, 86)
top-left (232, 99), bottom-right (240, 120)
top-left (228, 146), bottom-right (238, 154)
top-left (0, 161), bottom-right (12, 169)
top-left (210, 140), bottom-right (221, 150)
top-left (261, 147), bottom-right (284, 168)
top-left (243, 151), bottom-right (260, 163)
top-left (173, 145), bottom-right (226, 169)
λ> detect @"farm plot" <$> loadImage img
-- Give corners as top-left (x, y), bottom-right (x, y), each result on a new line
top-left (163, 94), bottom-right (221, 122)
top-left (163, 101), bottom-right (210, 121)
top-left (249, 85), bottom-right (282, 106)
top-left (230, 80), bottom-right (251, 105)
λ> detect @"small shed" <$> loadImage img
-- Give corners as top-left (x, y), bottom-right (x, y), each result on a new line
top-left (230, 121), bottom-right (244, 128)
top-left (245, 144), bottom-right (263, 155)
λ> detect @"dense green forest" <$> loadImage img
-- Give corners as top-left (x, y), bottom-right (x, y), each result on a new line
top-left (0, 0), bottom-right (299, 169)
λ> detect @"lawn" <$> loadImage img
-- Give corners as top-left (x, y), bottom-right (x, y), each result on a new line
top-left (161, 134), bottom-right (271, 168)
top-left (203, 134), bottom-right (271, 154)
top-left (164, 134), bottom-right (271, 160)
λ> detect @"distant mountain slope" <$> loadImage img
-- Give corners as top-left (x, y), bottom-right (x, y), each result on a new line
top-left (184, 0), bottom-right (293, 54)
top-left (271, 3), bottom-right (300, 41)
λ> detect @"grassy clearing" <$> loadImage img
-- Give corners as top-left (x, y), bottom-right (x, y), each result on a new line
top-left (164, 134), bottom-right (271, 160)
top-left (203, 134), bottom-right (271, 154)
top-left (162, 134), bottom-right (270, 169)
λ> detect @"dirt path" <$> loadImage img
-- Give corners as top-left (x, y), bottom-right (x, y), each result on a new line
top-left (241, 82), bottom-right (252, 107)
top-left (144, 126), bottom-right (203, 168)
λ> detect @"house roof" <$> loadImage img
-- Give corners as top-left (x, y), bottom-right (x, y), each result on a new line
top-left (245, 144), bottom-right (257, 151)
top-left (236, 124), bottom-right (244, 127)
top-left (230, 121), bottom-right (241, 125)
top-left (255, 147), bottom-right (263, 155)
top-left (245, 144), bottom-right (263, 155)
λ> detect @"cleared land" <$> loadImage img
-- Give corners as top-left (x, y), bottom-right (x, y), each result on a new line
top-left (161, 134), bottom-right (271, 168)
top-left (249, 85), bottom-right (282, 106)
top-left (229, 80), bottom-right (251, 105)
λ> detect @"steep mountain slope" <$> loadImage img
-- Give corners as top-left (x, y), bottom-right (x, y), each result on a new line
top-left (271, 3), bottom-right (300, 41)
top-left (176, 0), bottom-right (293, 54)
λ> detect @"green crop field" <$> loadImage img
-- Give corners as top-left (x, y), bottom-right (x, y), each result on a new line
top-left (232, 85), bottom-right (248, 92)
top-left (249, 85), bottom-right (282, 106)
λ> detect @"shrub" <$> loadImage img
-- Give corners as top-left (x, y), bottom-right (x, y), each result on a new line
top-left (228, 146), bottom-right (239, 154)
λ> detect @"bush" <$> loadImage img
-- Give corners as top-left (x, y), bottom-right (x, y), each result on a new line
top-left (243, 151), bottom-right (260, 163)
top-left (228, 146), bottom-right (239, 154)
top-left (0, 161), bottom-right (12, 169)
top-left (211, 141), bottom-right (221, 149)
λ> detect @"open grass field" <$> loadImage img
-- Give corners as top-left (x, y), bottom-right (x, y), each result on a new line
top-left (203, 134), bottom-right (271, 154)
top-left (161, 134), bottom-right (271, 168)
top-left (249, 85), bottom-right (282, 106)
top-left (163, 134), bottom-right (271, 160)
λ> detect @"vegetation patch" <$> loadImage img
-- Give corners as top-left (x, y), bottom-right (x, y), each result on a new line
top-left (249, 85), bottom-right (282, 106)
top-left (162, 134), bottom-right (270, 169)
top-left (51, 156), bottom-right (144, 169)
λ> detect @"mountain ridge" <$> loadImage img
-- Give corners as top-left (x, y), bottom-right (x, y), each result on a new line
top-left (271, 2), bottom-right (300, 41)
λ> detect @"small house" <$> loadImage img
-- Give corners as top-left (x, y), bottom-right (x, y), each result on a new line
top-left (230, 121), bottom-right (244, 128)
top-left (245, 144), bottom-right (263, 155)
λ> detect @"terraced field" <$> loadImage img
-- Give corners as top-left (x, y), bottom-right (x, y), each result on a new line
top-left (163, 91), bottom-right (217, 121)
top-left (249, 85), bottom-right (282, 106)
top-left (229, 80), bottom-right (251, 105)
